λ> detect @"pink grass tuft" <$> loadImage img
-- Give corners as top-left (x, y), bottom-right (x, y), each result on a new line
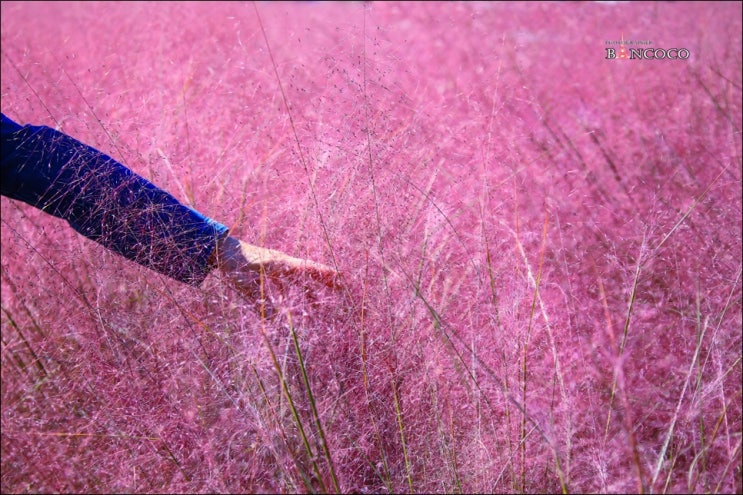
top-left (2, 2), bottom-right (741, 493)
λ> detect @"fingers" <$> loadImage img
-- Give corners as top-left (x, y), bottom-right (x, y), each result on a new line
top-left (285, 263), bottom-right (341, 292)
top-left (264, 261), bottom-right (339, 295)
top-left (309, 265), bottom-right (342, 290)
top-left (280, 256), bottom-right (341, 290)
top-left (232, 263), bottom-right (331, 320)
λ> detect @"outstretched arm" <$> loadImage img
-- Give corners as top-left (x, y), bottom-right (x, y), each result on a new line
top-left (1, 113), bottom-right (337, 307)
top-left (1, 112), bottom-right (227, 285)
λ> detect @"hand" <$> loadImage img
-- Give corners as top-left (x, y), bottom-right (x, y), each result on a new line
top-left (214, 236), bottom-right (339, 318)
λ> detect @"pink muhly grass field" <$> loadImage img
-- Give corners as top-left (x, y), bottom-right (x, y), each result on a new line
top-left (1, 2), bottom-right (741, 493)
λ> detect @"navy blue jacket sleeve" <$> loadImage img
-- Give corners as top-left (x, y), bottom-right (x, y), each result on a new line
top-left (1, 113), bottom-right (229, 286)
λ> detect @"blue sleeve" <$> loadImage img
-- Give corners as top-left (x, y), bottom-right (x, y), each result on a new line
top-left (1, 113), bottom-right (229, 286)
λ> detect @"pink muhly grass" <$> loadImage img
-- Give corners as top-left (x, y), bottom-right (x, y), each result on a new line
top-left (2, 2), bottom-right (741, 493)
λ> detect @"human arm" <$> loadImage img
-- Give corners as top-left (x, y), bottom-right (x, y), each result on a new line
top-left (1, 112), bottom-right (227, 285)
top-left (1, 113), bottom-right (337, 305)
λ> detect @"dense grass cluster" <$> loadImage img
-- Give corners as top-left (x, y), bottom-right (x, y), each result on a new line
top-left (2, 2), bottom-right (741, 493)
